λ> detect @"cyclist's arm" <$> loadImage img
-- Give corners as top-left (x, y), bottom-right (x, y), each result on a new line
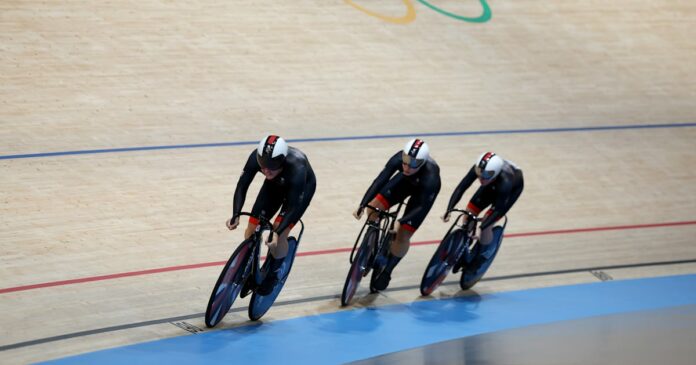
top-left (446, 165), bottom-right (477, 213)
top-left (232, 151), bottom-right (259, 219)
top-left (359, 151), bottom-right (402, 208)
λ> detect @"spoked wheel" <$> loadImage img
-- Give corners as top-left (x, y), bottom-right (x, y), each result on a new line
top-left (420, 229), bottom-right (466, 296)
top-left (248, 238), bottom-right (299, 321)
top-left (341, 228), bottom-right (378, 306)
top-left (204, 241), bottom-right (254, 328)
top-left (460, 226), bottom-right (505, 290)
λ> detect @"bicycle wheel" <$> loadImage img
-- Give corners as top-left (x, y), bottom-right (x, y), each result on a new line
top-left (369, 231), bottom-right (394, 293)
top-left (460, 226), bottom-right (504, 290)
top-left (248, 238), bottom-right (299, 320)
top-left (420, 229), bottom-right (466, 296)
top-left (204, 240), bottom-right (254, 328)
top-left (340, 228), bottom-right (378, 306)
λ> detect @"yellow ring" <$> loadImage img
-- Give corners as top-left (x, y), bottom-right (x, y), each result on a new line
top-left (344, 0), bottom-right (416, 24)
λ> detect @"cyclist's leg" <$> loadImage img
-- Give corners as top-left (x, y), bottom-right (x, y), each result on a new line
top-left (480, 176), bottom-right (523, 247)
top-left (366, 196), bottom-right (387, 222)
top-left (371, 177), bottom-right (410, 249)
top-left (270, 217), bottom-right (293, 259)
top-left (374, 187), bottom-right (435, 290)
top-left (271, 175), bottom-right (316, 259)
top-left (258, 217), bottom-right (298, 295)
top-left (467, 185), bottom-right (495, 242)
top-left (391, 187), bottom-right (434, 257)
top-left (248, 181), bottom-right (284, 239)
top-left (366, 174), bottom-right (406, 222)
top-left (244, 221), bottom-right (258, 240)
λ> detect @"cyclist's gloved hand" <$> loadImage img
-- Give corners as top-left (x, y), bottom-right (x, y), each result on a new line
top-left (226, 216), bottom-right (240, 230)
top-left (441, 211), bottom-right (451, 223)
top-left (353, 206), bottom-right (364, 220)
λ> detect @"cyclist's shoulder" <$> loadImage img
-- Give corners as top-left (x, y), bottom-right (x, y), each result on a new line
top-left (284, 147), bottom-right (315, 176)
top-left (423, 157), bottom-right (441, 177)
top-left (241, 149), bottom-right (260, 171)
top-left (286, 146), bottom-right (308, 163)
top-left (388, 150), bottom-right (402, 162)
top-left (503, 158), bottom-right (521, 171)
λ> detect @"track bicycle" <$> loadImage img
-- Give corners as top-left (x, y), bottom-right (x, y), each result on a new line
top-left (205, 212), bottom-right (304, 327)
top-left (420, 209), bottom-right (507, 296)
top-left (340, 203), bottom-right (402, 306)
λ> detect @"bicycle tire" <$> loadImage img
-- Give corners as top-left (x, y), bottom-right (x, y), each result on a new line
top-left (340, 228), bottom-right (378, 306)
top-left (248, 238), bottom-right (299, 320)
top-left (460, 226), bottom-right (505, 290)
top-left (369, 231), bottom-right (394, 293)
top-left (420, 229), bottom-right (466, 296)
top-left (204, 240), bottom-right (254, 328)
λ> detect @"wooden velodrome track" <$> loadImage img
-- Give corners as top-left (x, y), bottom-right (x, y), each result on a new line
top-left (1, 1), bottom-right (695, 363)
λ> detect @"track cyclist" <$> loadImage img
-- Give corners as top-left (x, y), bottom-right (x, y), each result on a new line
top-left (442, 152), bottom-right (523, 261)
top-left (226, 135), bottom-right (316, 294)
top-left (353, 139), bottom-right (441, 291)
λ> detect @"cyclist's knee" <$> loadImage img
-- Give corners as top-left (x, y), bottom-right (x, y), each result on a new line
top-left (244, 223), bottom-right (257, 239)
top-left (278, 226), bottom-right (291, 240)
top-left (391, 226), bottom-right (413, 256)
top-left (367, 198), bottom-right (387, 221)
top-left (480, 225), bottom-right (494, 246)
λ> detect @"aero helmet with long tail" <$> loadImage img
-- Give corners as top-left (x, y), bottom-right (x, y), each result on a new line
top-left (256, 135), bottom-right (288, 170)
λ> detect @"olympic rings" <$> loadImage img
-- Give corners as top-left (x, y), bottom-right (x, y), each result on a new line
top-left (344, 0), bottom-right (492, 24)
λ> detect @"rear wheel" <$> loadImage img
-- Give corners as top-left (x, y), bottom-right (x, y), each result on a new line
top-left (420, 229), bottom-right (466, 296)
top-left (341, 228), bottom-right (378, 306)
top-left (204, 240), bottom-right (254, 328)
top-left (460, 226), bottom-right (505, 290)
top-left (369, 231), bottom-right (394, 293)
top-left (248, 238), bottom-right (299, 320)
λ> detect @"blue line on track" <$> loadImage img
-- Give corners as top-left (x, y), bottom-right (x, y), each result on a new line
top-left (2, 122), bottom-right (695, 160)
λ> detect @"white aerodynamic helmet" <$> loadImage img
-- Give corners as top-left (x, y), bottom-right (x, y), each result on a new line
top-left (402, 139), bottom-right (430, 169)
top-left (256, 135), bottom-right (288, 170)
top-left (475, 152), bottom-right (503, 181)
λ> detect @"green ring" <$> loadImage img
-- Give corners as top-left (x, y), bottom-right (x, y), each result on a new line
top-left (416, 0), bottom-right (492, 23)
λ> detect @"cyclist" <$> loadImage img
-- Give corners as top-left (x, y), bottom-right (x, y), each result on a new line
top-left (226, 135), bottom-right (316, 294)
top-left (353, 139), bottom-right (441, 291)
top-left (442, 152), bottom-right (523, 260)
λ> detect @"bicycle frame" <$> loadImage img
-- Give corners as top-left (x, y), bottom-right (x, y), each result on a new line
top-left (236, 213), bottom-right (275, 287)
top-left (243, 212), bottom-right (306, 287)
top-left (420, 207), bottom-right (510, 296)
top-left (349, 203), bottom-right (402, 265)
top-left (205, 211), bottom-right (306, 326)
top-left (340, 203), bottom-right (404, 306)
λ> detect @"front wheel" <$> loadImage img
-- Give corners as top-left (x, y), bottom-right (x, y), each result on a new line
top-left (420, 229), bottom-right (466, 296)
top-left (204, 240), bottom-right (254, 328)
top-left (341, 228), bottom-right (378, 306)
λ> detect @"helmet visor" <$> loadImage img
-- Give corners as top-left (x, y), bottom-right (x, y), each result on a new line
top-left (474, 165), bottom-right (496, 180)
top-left (402, 152), bottom-right (424, 169)
top-left (257, 154), bottom-right (284, 171)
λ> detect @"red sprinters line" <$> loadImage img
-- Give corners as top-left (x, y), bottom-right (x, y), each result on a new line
top-left (1, 220), bottom-right (695, 295)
